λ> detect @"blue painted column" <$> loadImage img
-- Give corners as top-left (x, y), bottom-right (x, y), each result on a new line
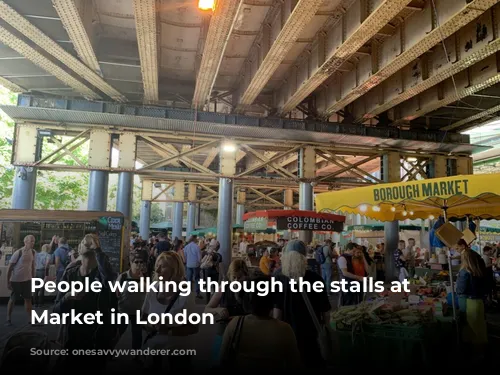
top-left (116, 172), bottom-right (134, 219)
top-left (139, 200), bottom-right (151, 239)
top-left (11, 167), bottom-right (36, 209)
top-left (87, 170), bottom-right (109, 211)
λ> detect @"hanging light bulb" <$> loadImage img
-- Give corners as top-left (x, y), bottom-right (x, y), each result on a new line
top-left (372, 206), bottom-right (381, 212)
top-left (390, 206), bottom-right (396, 212)
top-left (359, 204), bottom-right (368, 212)
top-left (429, 215), bottom-right (435, 220)
top-left (409, 211), bottom-right (414, 215)
top-left (198, 0), bottom-right (216, 11)
top-left (402, 211), bottom-right (408, 216)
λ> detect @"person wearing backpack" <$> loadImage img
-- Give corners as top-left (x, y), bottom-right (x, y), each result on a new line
top-left (6, 235), bottom-right (36, 326)
top-left (317, 239), bottom-right (333, 296)
top-left (54, 237), bottom-right (70, 283)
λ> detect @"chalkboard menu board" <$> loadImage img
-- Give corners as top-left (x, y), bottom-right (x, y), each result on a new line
top-left (96, 216), bottom-right (124, 273)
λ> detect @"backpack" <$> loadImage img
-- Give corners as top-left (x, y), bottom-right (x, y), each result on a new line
top-left (315, 246), bottom-right (326, 264)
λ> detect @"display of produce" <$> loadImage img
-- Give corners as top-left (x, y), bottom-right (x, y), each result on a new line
top-left (331, 301), bottom-right (434, 328)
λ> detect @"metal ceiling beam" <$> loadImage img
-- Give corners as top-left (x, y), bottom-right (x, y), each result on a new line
top-left (0, 76), bottom-right (24, 93)
top-left (234, 0), bottom-right (328, 111)
top-left (276, 0), bottom-right (413, 115)
top-left (133, 0), bottom-right (158, 104)
top-left (0, 1), bottom-right (125, 102)
top-left (192, 0), bottom-right (243, 109)
top-left (443, 103), bottom-right (500, 131)
top-left (5, 95), bottom-right (479, 154)
top-left (0, 26), bottom-right (98, 99)
top-left (321, 0), bottom-right (497, 119)
top-left (392, 52), bottom-right (500, 126)
top-left (139, 140), bottom-right (219, 170)
top-left (203, 147), bottom-right (220, 168)
top-left (52, 0), bottom-right (102, 75)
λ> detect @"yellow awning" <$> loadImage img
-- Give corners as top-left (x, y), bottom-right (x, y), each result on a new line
top-left (315, 174), bottom-right (500, 221)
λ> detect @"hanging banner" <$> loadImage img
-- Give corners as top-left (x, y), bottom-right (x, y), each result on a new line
top-left (244, 217), bottom-right (268, 232)
top-left (276, 216), bottom-right (343, 232)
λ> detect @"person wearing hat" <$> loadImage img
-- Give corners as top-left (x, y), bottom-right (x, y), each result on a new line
top-left (115, 249), bottom-right (149, 352)
top-left (272, 240), bottom-right (331, 369)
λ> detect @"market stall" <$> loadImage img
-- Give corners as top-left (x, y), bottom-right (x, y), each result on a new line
top-left (243, 209), bottom-right (345, 240)
top-left (316, 174), bottom-right (500, 323)
top-left (0, 210), bottom-right (129, 298)
top-left (243, 210), bottom-right (346, 275)
top-left (343, 224), bottom-right (429, 248)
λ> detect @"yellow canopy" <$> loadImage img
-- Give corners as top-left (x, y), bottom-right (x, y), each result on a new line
top-left (315, 174), bottom-right (500, 221)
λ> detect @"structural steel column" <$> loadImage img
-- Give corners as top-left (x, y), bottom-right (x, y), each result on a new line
top-left (88, 171), bottom-right (109, 211)
top-left (12, 167), bottom-right (37, 209)
top-left (382, 152), bottom-right (401, 281)
top-left (218, 146), bottom-right (237, 272)
top-left (186, 184), bottom-right (197, 236)
top-left (298, 147), bottom-right (315, 244)
top-left (116, 172), bottom-right (134, 219)
top-left (139, 180), bottom-right (153, 239)
top-left (428, 155), bottom-right (447, 178)
top-left (284, 189), bottom-right (293, 209)
top-left (11, 125), bottom-right (39, 209)
top-left (87, 130), bottom-right (111, 211)
top-left (172, 181), bottom-right (185, 240)
top-left (456, 156), bottom-right (473, 175)
top-left (236, 190), bottom-right (246, 226)
top-left (115, 134), bottom-right (137, 221)
top-left (139, 201), bottom-right (151, 239)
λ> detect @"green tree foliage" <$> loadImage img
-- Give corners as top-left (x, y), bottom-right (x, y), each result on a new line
top-left (150, 203), bottom-right (165, 223)
top-left (0, 86), bottom-right (89, 209)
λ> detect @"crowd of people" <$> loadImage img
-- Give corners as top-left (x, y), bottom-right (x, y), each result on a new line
top-left (3, 229), bottom-right (499, 371)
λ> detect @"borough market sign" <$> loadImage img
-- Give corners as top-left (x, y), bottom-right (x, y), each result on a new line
top-left (373, 179), bottom-right (469, 202)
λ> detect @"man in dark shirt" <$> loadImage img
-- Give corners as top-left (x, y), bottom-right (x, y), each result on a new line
top-left (154, 233), bottom-right (171, 255)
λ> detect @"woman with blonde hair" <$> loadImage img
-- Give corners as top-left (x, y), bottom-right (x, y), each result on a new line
top-left (141, 251), bottom-right (198, 371)
top-left (456, 248), bottom-right (488, 354)
top-left (273, 240), bottom-right (331, 369)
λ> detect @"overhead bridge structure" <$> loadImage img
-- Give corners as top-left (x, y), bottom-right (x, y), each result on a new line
top-left (0, 0), bottom-right (495, 261)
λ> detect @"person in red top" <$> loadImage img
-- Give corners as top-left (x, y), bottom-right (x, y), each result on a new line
top-left (352, 247), bottom-right (367, 278)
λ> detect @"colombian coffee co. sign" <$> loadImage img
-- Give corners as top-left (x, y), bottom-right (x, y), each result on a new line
top-left (276, 216), bottom-right (343, 232)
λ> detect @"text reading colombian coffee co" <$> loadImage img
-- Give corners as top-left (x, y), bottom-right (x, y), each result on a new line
top-left (31, 278), bottom-right (409, 325)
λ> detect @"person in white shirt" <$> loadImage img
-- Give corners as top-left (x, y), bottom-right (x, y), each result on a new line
top-left (6, 235), bottom-right (36, 326)
top-left (239, 238), bottom-right (248, 255)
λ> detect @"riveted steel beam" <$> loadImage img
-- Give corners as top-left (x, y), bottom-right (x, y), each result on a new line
top-left (234, 0), bottom-right (332, 111)
top-left (133, 0), bottom-right (158, 104)
top-left (0, 76), bottom-right (24, 93)
top-left (52, 0), bottom-right (102, 75)
top-left (321, 0), bottom-right (497, 119)
top-left (276, 0), bottom-right (413, 115)
top-left (0, 25), bottom-right (98, 99)
top-left (0, 1), bottom-right (125, 101)
top-left (392, 52), bottom-right (500, 126)
top-left (192, 0), bottom-right (243, 109)
top-left (138, 140), bottom-right (219, 171)
top-left (443, 103), bottom-right (500, 131)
